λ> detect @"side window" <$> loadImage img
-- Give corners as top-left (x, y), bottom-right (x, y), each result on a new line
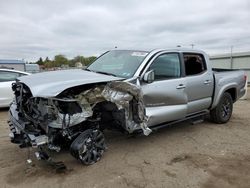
top-left (184, 53), bottom-right (206, 76)
top-left (0, 71), bottom-right (20, 82)
top-left (149, 53), bottom-right (181, 80)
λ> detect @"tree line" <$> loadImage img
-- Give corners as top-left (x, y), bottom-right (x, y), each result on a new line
top-left (35, 55), bottom-right (97, 68)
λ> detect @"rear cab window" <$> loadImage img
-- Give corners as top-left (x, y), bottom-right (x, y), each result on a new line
top-left (183, 53), bottom-right (207, 76)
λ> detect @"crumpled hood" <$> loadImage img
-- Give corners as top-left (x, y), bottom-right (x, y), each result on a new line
top-left (18, 69), bottom-right (123, 97)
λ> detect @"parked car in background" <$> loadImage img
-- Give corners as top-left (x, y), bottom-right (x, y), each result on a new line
top-left (0, 69), bottom-right (30, 108)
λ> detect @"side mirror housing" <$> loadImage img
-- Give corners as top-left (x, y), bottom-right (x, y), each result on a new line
top-left (143, 70), bottom-right (155, 83)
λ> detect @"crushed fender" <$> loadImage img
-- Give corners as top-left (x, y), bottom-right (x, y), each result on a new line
top-left (102, 81), bottom-right (152, 135)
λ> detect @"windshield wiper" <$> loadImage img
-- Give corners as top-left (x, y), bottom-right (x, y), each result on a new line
top-left (84, 68), bottom-right (91, 71)
top-left (84, 68), bottom-right (117, 77)
top-left (94, 71), bottom-right (117, 77)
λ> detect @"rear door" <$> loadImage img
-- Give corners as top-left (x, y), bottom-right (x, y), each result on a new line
top-left (141, 52), bottom-right (188, 126)
top-left (183, 53), bottom-right (214, 114)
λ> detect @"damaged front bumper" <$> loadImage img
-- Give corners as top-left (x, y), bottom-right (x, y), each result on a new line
top-left (9, 103), bottom-right (49, 148)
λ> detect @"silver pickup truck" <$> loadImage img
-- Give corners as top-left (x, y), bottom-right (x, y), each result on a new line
top-left (8, 49), bottom-right (246, 166)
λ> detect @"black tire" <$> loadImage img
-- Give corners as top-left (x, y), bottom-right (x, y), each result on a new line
top-left (70, 129), bottom-right (106, 165)
top-left (210, 92), bottom-right (233, 124)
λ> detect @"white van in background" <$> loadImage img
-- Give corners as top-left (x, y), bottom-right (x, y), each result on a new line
top-left (25, 63), bottom-right (40, 73)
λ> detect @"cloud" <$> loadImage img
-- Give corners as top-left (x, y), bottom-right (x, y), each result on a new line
top-left (0, 0), bottom-right (249, 61)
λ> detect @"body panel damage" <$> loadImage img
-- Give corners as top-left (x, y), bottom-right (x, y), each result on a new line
top-left (9, 79), bottom-right (151, 151)
top-left (45, 80), bottom-right (151, 135)
top-left (61, 80), bottom-right (151, 135)
top-left (8, 78), bottom-right (151, 166)
top-left (102, 81), bottom-right (151, 135)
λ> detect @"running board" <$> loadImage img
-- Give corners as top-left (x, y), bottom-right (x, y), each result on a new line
top-left (149, 110), bottom-right (209, 132)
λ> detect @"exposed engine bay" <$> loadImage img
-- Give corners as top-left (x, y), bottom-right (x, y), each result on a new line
top-left (9, 80), bottom-right (151, 166)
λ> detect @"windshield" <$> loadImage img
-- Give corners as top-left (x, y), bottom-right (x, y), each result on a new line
top-left (87, 50), bottom-right (148, 78)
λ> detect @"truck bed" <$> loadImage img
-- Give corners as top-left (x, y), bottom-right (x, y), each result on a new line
top-left (211, 68), bottom-right (246, 109)
top-left (212, 68), bottom-right (242, 72)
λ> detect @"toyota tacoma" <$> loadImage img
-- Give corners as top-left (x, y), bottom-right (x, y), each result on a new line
top-left (8, 49), bottom-right (247, 166)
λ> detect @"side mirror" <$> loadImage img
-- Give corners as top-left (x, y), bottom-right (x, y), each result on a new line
top-left (143, 70), bottom-right (155, 83)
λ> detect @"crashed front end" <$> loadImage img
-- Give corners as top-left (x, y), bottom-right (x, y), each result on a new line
top-left (8, 80), bottom-right (151, 165)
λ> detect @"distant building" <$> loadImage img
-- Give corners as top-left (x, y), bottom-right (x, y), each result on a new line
top-left (210, 51), bottom-right (250, 82)
top-left (75, 62), bottom-right (83, 68)
top-left (0, 59), bottom-right (25, 71)
top-left (25, 63), bottom-right (40, 73)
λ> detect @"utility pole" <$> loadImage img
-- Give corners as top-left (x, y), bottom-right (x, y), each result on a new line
top-left (230, 46), bottom-right (233, 69)
top-left (190, 44), bottom-right (195, 49)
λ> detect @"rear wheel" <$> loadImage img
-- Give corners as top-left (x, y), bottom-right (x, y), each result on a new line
top-left (70, 129), bottom-right (106, 165)
top-left (210, 92), bottom-right (233, 124)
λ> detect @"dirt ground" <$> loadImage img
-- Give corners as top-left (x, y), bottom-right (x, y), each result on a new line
top-left (0, 92), bottom-right (250, 188)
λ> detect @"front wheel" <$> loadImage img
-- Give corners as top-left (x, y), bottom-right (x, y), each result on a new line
top-left (70, 129), bottom-right (106, 165)
top-left (210, 92), bottom-right (233, 124)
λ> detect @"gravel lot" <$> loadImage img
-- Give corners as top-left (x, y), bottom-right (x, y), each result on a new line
top-left (0, 90), bottom-right (250, 188)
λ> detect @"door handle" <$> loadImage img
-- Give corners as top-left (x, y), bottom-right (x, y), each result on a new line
top-left (176, 84), bottom-right (186, 89)
top-left (204, 80), bottom-right (212, 85)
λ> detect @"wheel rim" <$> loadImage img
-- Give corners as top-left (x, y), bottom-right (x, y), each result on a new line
top-left (221, 97), bottom-right (232, 119)
top-left (78, 130), bottom-right (106, 165)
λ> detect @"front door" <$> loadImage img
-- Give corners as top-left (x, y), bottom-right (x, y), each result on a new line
top-left (141, 52), bottom-right (188, 127)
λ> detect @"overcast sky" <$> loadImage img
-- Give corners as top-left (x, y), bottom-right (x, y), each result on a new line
top-left (0, 0), bottom-right (249, 61)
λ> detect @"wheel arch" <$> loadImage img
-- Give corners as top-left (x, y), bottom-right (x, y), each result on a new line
top-left (211, 83), bottom-right (238, 110)
top-left (92, 101), bottom-right (126, 131)
top-left (225, 88), bottom-right (237, 102)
